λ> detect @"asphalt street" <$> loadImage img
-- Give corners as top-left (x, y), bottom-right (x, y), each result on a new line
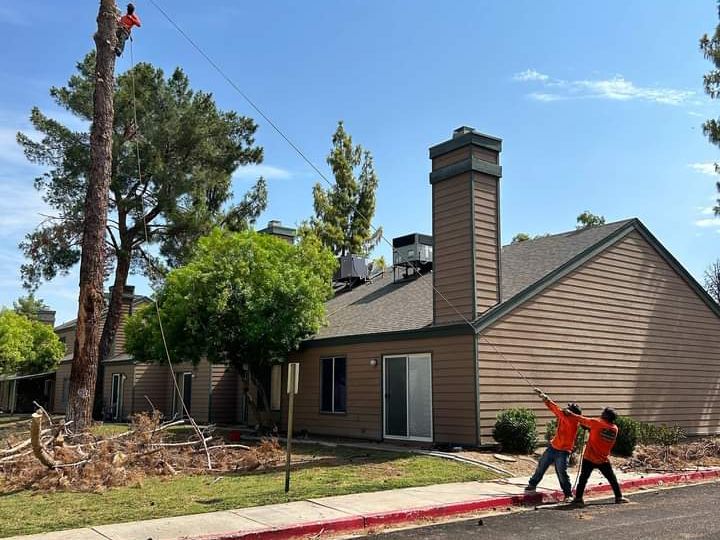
top-left (362, 482), bottom-right (720, 540)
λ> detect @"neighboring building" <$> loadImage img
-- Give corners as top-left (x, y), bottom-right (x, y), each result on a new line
top-left (281, 127), bottom-right (720, 446)
top-left (7, 127), bottom-right (719, 447)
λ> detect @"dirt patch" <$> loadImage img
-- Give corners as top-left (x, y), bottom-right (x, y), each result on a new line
top-left (456, 451), bottom-right (539, 476)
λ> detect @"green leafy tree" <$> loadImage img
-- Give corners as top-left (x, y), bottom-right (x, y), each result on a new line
top-left (125, 229), bottom-right (336, 425)
top-left (0, 310), bottom-right (65, 375)
top-left (13, 294), bottom-right (49, 320)
top-left (511, 233), bottom-right (531, 243)
top-left (309, 121), bottom-right (382, 256)
top-left (576, 211), bottom-right (606, 229)
top-left (700, 7), bottom-right (720, 217)
top-left (17, 53), bottom-right (267, 413)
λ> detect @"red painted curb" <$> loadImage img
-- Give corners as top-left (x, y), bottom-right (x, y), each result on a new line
top-left (188, 469), bottom-right (720, 540)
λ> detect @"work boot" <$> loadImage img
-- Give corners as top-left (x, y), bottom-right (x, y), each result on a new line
top-left (562, 495), bottom-right (573, 503)
top-left (567, 498), bottom-right (585, 508)
top-left (615, 496), bottom-right (629, 504)
top-left (524, 485), bottom-right (536, 492)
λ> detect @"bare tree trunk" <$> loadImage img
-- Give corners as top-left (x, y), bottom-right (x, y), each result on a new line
top-left (67, 0), bottom-right (118, 432)
top-left (93, 248), bottom-right (131, 419)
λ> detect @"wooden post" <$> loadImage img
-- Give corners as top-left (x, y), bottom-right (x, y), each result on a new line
top-left (284, 362), bottom-right (299, 493)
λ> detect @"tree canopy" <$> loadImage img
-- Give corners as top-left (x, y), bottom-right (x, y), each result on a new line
top-left (0, 310), bottom-right (65, 375)
top-left (705, 259), bottom-right (720, 304)
top-left (576, 211), bottom-right (606, 229)
top-left (308, 121), bottom-right (381, 256)
top-left (17, 53), bottom-right (268, 380)
top-left (13, 294), bottom-right (49, 320)
top-left (700, 10), bottom-right (720, 217)
top-left (124, 229), bottom-right (336, 368)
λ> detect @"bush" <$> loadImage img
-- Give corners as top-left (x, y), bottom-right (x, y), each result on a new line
top-left (614, 416), bottom-right (639, 457)
top-left (493, 408), bottom-right (538, 454)
top-left (636, 422), bottom-right (686, 447)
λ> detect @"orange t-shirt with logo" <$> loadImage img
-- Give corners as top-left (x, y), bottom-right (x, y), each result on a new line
top-left (546, 400), bottom-right (578, 453)
top-left (573, 414), bottom-right (618, 464)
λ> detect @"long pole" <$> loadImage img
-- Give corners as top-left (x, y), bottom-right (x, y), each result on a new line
top-left (284, 369), bottom-right (296, 493)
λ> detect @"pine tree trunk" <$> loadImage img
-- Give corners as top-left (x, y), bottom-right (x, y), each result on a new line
top-left (67, 0), bottom-right (118, 432)
top-left (93, 248), bottom-right (131, 419)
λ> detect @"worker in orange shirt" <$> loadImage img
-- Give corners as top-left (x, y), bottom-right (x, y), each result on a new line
top-left (524, 388), bottom-right (582, 501)
top-left (567, 406), bottom-right (630, 507)
top-left (115, 3), bottom-right (141, 57)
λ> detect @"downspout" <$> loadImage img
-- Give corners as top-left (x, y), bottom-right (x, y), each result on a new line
top-left (473, 334), bottom-right (480, 447)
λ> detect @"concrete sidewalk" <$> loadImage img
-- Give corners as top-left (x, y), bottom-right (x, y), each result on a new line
top-left (7, 467), bottom-right (720, 540)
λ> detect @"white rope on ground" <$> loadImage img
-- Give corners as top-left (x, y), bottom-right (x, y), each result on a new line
top-left (128, 38), bottom-right (212, 469)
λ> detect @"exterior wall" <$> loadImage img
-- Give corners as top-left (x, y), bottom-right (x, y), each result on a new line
top-left (283, 334), bottom-right (477, 445)
top-left (110, 299), bottom-right (134, 356)
top-left (210, 363), bottom-right (237, 424)
top-left (56, 328), bottom-right (76, 356)
top-left (52, 361), bottom-right (73, 414)
top-left (473, 172), bottom-right (501, 314)
top-left (164, 360), bottom-right (212, 423)
top-left (432, 172), bottom-right (476, 323)
top-left (0, 380), bottom-right (11, 411)
top-left (133, 363), bottom-right (170, 415)
top-left (102, 363), bottom-right (135, 420)
top-left (477, 230), bottom-right (720, 442)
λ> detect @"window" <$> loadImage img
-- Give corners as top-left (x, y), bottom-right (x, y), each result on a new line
top-left (270, 365), bottom-right (282, 411)
top-left (320, 357), bottom-right (346, 413)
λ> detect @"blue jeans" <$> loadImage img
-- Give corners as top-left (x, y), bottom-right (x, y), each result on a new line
top-left (528, 445), bottom-right (572, 497)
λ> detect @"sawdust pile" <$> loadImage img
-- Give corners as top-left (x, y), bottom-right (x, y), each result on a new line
top-left (0, 411), bottom-right (283, 493)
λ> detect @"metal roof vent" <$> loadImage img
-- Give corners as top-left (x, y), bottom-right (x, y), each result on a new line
top-left (392, 233), bottom-right (433, 282)
top-left (335, 254), bottom-right (369, 283)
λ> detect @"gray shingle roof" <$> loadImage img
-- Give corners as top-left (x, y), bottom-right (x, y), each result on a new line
top-left (311, 219), bottom-right (634, 341)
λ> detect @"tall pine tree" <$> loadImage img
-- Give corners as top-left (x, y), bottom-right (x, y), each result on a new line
top-left (700, 3), bottom-right (720, 216)
top-left (309, 121), bottom-right (381, 256)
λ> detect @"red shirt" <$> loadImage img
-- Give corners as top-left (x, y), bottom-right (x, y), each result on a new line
top-left (572, 413), bottom-right (618, 464)
top-left (546, 399), bottom-right (579, 453)
top-left (119, 13), bottom-right (141, 32)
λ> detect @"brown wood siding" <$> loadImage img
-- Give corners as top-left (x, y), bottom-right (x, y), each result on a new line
top-left (163, 361), bottom-right (211, 423)
top-left (283, 335), bottom-right (476, 445)
top-left (210, 363), bottom-right (237, 424)
top-left (111, 301), bottom-right (133, 356)
top-left (433, 173), bottom-right (474, 323)
top-left (103, 364), bottom-right (135, 420)
top-left (473, 172), bottom-right (500, 313)
top-left (477, 230), bottom-right (720, 442)
top-left (56, 328), bottom-right (76, 356)
top-left (52, 361), bottom-right (73, 414)
top-left (134, 363), bottom-right (171, 415)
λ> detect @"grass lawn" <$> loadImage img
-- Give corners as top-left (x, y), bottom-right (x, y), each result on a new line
top-left (0, 444), bottom-right (498, 537)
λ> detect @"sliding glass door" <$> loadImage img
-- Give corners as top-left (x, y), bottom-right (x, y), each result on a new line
top-left (383, 353), bottom-right (432, 441)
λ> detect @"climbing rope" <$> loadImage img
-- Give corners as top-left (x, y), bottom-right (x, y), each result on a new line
top-left (128, 38), bottom-right (213, 468)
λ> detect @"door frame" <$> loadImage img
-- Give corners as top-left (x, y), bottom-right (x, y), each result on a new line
top-left (110, 373), bottom-right (124, 421)
top-left (382, 353), bottom-right (433, 442)
top-left (172, 371), bottom-right (193, 418)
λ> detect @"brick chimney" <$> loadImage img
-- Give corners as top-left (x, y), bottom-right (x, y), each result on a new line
top-left (429, 127), bottom-right (502, 324)
top-left (36, 309), bottom-right (56, 327)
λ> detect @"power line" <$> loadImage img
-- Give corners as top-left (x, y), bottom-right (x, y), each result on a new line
top-left (144, 0), bottom-right (537, 391)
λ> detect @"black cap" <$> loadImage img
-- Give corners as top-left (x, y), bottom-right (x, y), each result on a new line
top-left (601, 407), bottom-right (618, 423)
top-left (127, 3), bottom-right (135, 12)
top-left (567, 402), bottom-right (582, 415)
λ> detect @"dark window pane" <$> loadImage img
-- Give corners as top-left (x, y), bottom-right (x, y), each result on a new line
top-left (320, 358), bottom-right (333, 412)
top-left (333, 358), bottom-right (347, 412)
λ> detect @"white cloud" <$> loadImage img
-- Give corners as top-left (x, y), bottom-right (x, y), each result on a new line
top-left (0, 181), bottom-right (49, 237)
top-left (688, 162), bottom-right (717, 176)
top-left (695, 217), bottom-right (720, 227)
top-left (232, 164), bottom-right (293, 181)
top-left (513, 69), bottom-right (549, 82)
top-left (688, 111), bottom-right (705, 118)
top-left (513, 70), bottom-right (694, 106)
top-left (699, 206), bottom-right (716, 215)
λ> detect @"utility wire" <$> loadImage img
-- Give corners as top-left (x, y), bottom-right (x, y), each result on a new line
top-left (145, 0), bottom-right (537, 392)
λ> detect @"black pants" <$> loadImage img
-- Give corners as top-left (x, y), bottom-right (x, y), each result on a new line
top-left (116, 27), bottom-right (130, 56)
top-left (575, 458), bottom-right (622, 500)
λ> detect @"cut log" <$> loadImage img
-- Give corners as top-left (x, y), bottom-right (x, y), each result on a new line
top-left (31, 412), bottom-right (57, 469)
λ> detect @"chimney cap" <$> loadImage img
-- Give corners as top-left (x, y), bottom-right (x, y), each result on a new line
top-left (429, 127), bottom-right (502, 159)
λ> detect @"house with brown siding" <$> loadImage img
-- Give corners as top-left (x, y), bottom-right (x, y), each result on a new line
top-left (281, 126), bottom-right (720, 446)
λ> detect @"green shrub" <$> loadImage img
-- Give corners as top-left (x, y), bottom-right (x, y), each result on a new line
top-left (636, 422), bottom-right (685, 447)
top-left (614, 416), bottom-right (639, 457)
top-left (493, 408), bottom-right (538, 454)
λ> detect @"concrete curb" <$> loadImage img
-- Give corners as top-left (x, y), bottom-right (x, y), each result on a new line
top-left (190, 469), bottom-right (720, 540)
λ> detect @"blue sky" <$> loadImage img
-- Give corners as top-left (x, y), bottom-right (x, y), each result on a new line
top-left (0, 1), bottom-right (718, 324)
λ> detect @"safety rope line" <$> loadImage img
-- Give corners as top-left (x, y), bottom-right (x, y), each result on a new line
top-left (128, 38), bottom-right (213, 469)
top-left (144, 0), bottom-right (539, 393)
